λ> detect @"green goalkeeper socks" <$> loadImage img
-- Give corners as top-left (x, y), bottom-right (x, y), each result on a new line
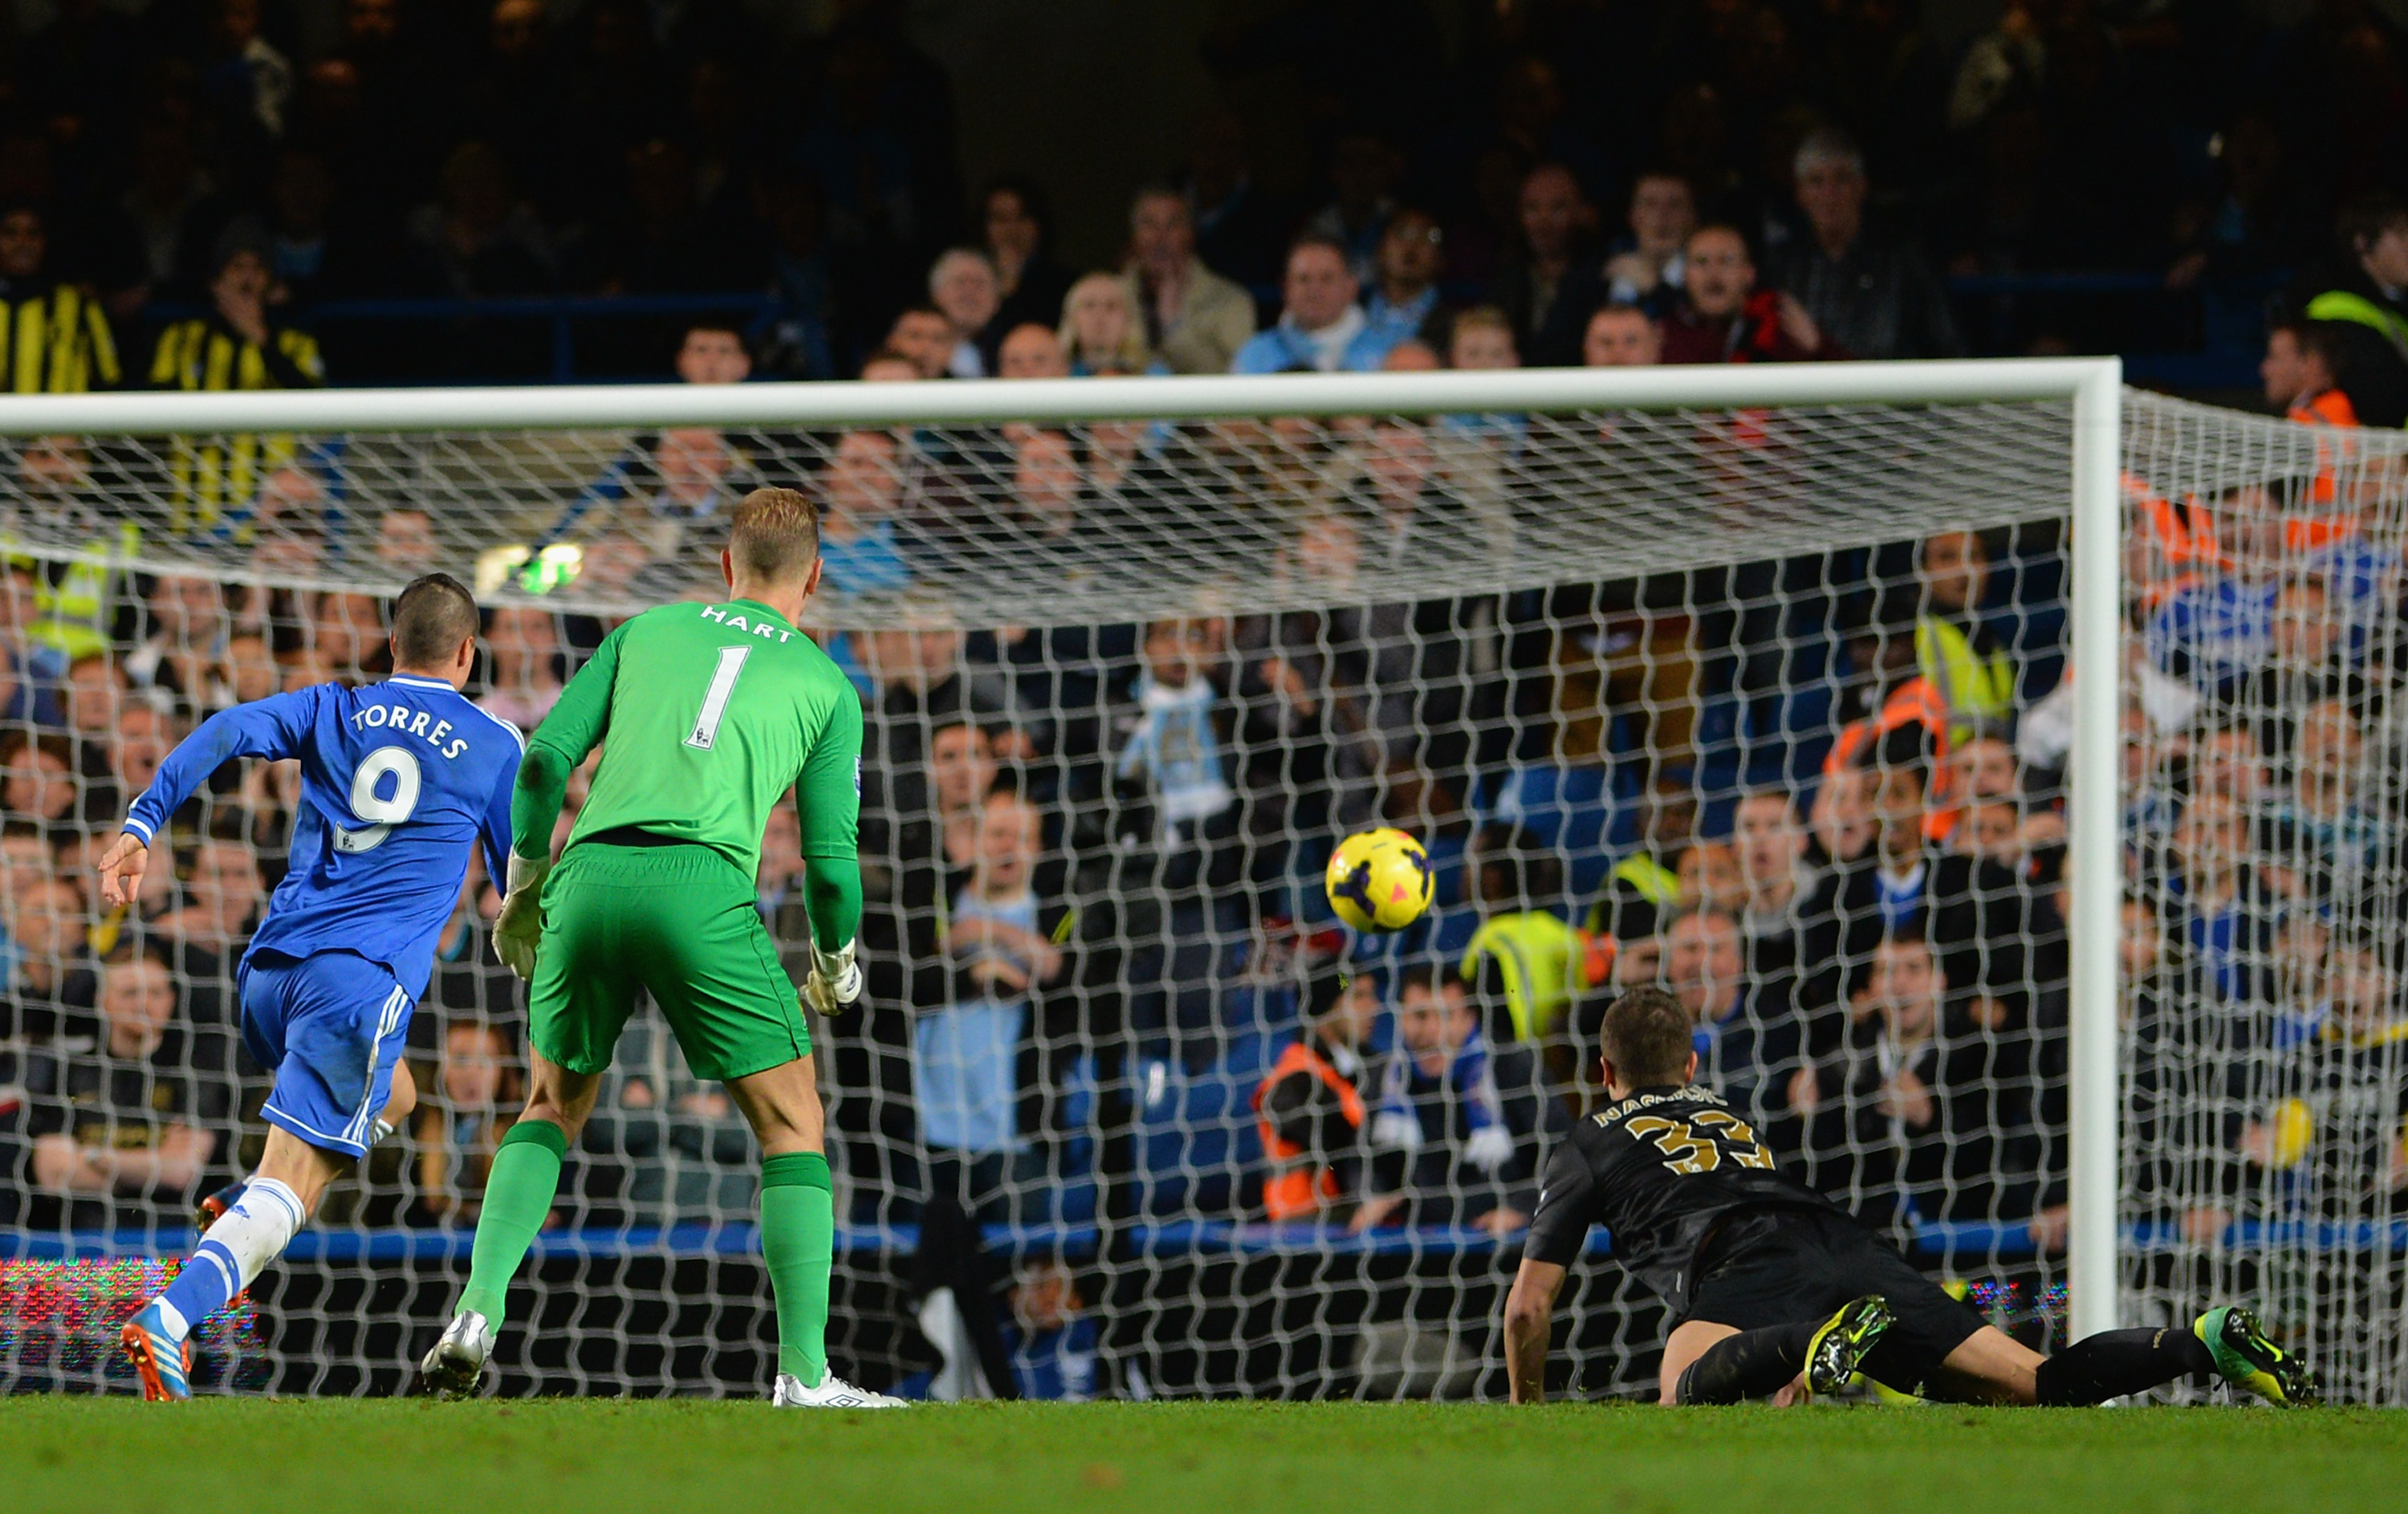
top-left (759, 1151), bottom-right (834, 1386)
top-left (458, 1118), bottom-right (569, 1323)
top-left (452, 1127), bottom-right (833, 1383)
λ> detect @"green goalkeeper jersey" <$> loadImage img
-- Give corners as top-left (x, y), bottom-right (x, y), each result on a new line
top-left (515, 598), bottom-right (864, 881)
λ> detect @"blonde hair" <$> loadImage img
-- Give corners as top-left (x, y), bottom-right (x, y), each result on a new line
top-left (1447, 304), bottom-right (1519, 368)
top-left (727, 487), bottom-right (820, 583)
top-left (1450, 305), bottom-right (1515, 341)
top-left (1059, 272), bottom-right (1155, 372)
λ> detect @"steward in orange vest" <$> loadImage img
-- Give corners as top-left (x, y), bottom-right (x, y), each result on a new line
top-left (1826, 677), bottom-right (1960, 842)
top-left (2265, 319), bottom-right (2367, 507)
top-left (2289, 386), bottom-right (2360, 427)
top-left (1254, 974), bottom-right (1378, 1221)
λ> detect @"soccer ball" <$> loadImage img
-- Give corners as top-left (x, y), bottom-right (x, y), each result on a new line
top-left (1324, 828), bottom-right (1434, 933)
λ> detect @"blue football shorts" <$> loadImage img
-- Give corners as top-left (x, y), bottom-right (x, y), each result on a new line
top-left (238, 949), bottom-right (414, 1160)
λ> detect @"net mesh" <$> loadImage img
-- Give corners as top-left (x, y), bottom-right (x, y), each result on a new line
top-left (2121, 394), bottom-right (2408, 1406)
top-left (0, 385), bottom-right (2381, 1402)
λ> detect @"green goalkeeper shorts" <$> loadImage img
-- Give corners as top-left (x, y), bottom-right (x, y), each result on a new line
top-left (527, 839), bottom-right (809, 1083)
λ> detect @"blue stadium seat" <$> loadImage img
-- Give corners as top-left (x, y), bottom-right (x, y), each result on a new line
top-left (1133, 1059), bottom-right (1265, 1217)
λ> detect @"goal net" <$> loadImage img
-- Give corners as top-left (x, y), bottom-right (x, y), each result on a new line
top-left (2121, 396), bottom-right (2408, 1405)
top-left (0, 364), bottom-right (2369, 1402)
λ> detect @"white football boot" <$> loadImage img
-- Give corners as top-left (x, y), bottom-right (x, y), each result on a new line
top-left (771, 1370), bottom-right (910, 1408)
top-left (417, 1311), bottom-right (496, 1396)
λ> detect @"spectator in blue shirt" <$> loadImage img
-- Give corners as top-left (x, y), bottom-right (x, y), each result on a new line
top-left (2170, 796), bottom-right (2282, 1003)
top-left (1004, 1259), bottom-right (1100, 1400)
top-left (1355, 964), bottom-right (1560, 1235)
top-left (2266, 698), bottom-right (2395, 911)
top-left (1667, 906), bottom-right (1797, 1132)
top-left (2148, 485), bottom-right (2395, 695)
top-left (1230, 235), bottom-right (1398, 375)
top-left (1362, 207), bottom-right (1446, 353)
top-left (919, 789), bottom-right (1068, 1225)
top-left (814, 429), bottom-right (915, 600)
top-left (0, 823), bottom-right (47, 1001)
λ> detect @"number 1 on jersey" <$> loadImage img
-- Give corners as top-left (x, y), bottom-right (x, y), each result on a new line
top-left (686, 645), bottom-right (752, 750)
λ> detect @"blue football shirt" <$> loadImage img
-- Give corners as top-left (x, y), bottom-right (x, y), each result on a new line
top-left (123, 674), bottom-right (523, 999)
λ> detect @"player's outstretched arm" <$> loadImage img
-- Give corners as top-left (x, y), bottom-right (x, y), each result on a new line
top-left (1504, 1259), bottom-right (1567, 1404)
top-left (104, 691), bottom-right (319, 905)
top-left (1501, 1117), bottom-right (1601, 1402)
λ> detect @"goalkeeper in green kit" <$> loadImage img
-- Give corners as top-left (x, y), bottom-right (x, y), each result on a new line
top-left (420, 488), bottom-right (905, 1408)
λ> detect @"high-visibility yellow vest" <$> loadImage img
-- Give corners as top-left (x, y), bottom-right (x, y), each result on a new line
top-left (2304, 290), bottom-right (2408, 363)
top-left (1610, 853), bottom-right (1681, 907)
top-left (1915, 615), bottom-right (2013, 743)
top-left (1462, 912), bottom-right (1603, 1042)
top-left (18, 519), bottom-right (137, 661)
top-left (1584, 852), bottom-right (1682, 937)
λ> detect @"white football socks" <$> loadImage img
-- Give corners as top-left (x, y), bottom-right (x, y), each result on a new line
top-left (212, 1177), bottom-right (307, 1284)
top-left (156, 1176), bottom-right (308, 1342)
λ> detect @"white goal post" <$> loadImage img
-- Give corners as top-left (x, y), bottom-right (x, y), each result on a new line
top-left (0, 356), bottom-right (2129, 1387)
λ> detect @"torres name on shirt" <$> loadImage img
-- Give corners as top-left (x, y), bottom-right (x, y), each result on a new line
top-left (123, 674), bottom-right (523, 1000)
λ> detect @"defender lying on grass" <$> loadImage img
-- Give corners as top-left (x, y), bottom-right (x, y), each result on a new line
top-left (1503, 987), bottom-right (2316, 1407)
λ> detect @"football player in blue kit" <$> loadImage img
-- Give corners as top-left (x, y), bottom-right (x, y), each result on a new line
top-left (103, 572), bottom-right (523, 1401)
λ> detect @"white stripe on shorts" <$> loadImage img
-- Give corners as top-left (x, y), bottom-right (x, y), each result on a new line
top-left (341, 983), bottom-right (410, 1150)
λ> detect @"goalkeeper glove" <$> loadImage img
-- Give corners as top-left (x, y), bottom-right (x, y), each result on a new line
top-left (492, 852), bottom-right (551, 982)
top-left (803, 938), bottom-right (863, 1015)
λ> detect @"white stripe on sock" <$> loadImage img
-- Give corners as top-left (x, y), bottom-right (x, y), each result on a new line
top-left (249, 1177), bottom-right (307, 1231)
top-left (194, 1245), bottom-right (240, 1298)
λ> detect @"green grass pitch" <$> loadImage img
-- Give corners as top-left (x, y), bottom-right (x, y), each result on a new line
top-left (8, 1399), bottom-right (2403, 1513)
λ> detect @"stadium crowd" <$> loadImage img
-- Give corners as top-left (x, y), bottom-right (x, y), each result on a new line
top-left (0, 0), bottom-right (2398, 387)
top-left (5, 354), bottom-right (2405, 1389)
top-left (2, 0), bottom-right (2406, 1398)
